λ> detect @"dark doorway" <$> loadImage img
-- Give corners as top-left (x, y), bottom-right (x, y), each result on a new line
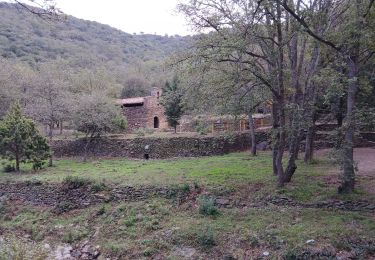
top-left (153, 116), bottom-right (159, 128)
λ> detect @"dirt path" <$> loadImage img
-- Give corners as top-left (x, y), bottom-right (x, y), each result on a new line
top-left (354, 148), bottom-right (375, 176)
top-left (316, 147), bottom-right (375, 195)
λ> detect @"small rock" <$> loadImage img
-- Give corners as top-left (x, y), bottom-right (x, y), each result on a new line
top-left (216, 198), bottom-right (230, 206)
top-left (173, 246), bottom-right (196, 258)
top-left (81, 244), bottom-right (90, 253)
top-left (263, 251), bottom-right (270, 256)
top-left (306, 239), bottom-right (315, 244)
top-left (54, 245), bottom-right (73, 260)
top-left (44, 243), bottom-right (51, 250)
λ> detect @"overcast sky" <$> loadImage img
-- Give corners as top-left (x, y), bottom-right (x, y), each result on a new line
top-left (54, 0), bottom-right (192, 36)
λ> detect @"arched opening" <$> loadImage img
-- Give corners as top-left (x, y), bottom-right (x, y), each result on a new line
top-left (153, 116), bottom-right (159, 129)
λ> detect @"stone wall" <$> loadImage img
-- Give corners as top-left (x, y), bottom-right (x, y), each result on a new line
top-left (51, 132), bottom-right (270, 159)
top-left (122, 104), bottom-right (149, 132)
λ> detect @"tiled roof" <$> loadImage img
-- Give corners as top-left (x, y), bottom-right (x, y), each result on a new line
top-left (116, 97), bottom-right (145, 105)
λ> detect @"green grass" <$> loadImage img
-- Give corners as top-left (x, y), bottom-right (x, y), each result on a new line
top-left (1, 152), bottom-right (368, 203)
top-left (1, 152), bottom-right (374, 258)
top-left (1, 197), bottom-right (374, 259)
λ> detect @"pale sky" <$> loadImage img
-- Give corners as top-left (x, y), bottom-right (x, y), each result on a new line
top-left (54, 0), bottom-right (193, 36)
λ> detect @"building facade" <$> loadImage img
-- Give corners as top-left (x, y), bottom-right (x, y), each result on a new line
top-left (117, 88), bottom-right (169, 132)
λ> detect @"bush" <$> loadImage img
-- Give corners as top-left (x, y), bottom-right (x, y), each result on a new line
top-left (198, 196), bottom-right (219, 216)
top-left (197, 226), bottom-right (215, 248)
top-left (195, 121), bottom-right (210, 135)
top-left (2, 164), bottom-right (15, 173)
top-left (96, 205), bottom-right (106, 216)
top-left (53, 201), bottom-right (76, 214)
top-left (167, 183), bottom-right (190, 198)
top-left (91, 182), bottom-right (107, 192)
top-left (134, 128), bottom-right (146, 137)
top-left (134, 128), bottom-right (155, 137)
top-left (62, 176), bottom-right (91, 189)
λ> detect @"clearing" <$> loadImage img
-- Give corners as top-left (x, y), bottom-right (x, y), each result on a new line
top-left (0, 148), bottom-right (374, 259)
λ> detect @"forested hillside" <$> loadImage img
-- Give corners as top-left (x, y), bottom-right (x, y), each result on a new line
top-left (0, 2), bottom-right (189, 67)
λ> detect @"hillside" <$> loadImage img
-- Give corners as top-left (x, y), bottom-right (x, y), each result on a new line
top-left (0, 2), bottom-right (190, 69)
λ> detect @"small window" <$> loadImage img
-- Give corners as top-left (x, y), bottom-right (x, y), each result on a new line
top-left (154, 116), bottom-right (159, 128)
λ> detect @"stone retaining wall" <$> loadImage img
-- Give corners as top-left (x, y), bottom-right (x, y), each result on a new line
top-left (51, 132), bottom-right (270, 159)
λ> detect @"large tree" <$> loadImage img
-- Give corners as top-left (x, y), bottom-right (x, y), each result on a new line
top-left (72, 93), bottom-right (127, 161)
top-left (178, 0), bottom-right (326, 187)
top-left (26, 62), bottom-right (72, 166)
top-left (276, 0), bottom-right (375, 192)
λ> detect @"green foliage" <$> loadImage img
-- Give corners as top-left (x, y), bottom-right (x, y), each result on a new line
top-left (62, 229), bottom-right (89, 243)
top-left (2, 163), bottom-right (15, 173)
top-left (198, 195), bottom-right (219, 216)
top-left (0, 3), bottom-right (189, 65)
top-left (167, 183), bottom-right (190, 198)
top-left (120, 77), bottom-right (150, 98)
top-left (0, 103), bottom-right (50, 171)
top-left (73, 93), bottom-right (127, 139)
top-left (161, 76), bottom-right (184, 132)
top-left (134, 128), bottom-right (155, 137)
top-left (63, 176), bottom-right (92, 189)
top-left (91, 182), bottom-right (107, 193)
top-left (195, 121), bottom-right (210, 135)
top-left (197, 225), bottom-right (215, 248)
top-left (53, 201), bottom-right (76, 214)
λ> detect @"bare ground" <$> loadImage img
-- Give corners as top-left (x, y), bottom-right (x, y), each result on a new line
top-left (317, 147), bottom-right (375, 195)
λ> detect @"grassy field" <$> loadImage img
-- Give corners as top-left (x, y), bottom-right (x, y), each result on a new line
top-left (0, 152), bottom-right (374, 259)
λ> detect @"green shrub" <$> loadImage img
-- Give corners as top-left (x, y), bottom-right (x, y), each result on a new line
top-left (91, 182), bottom-right (107, 192)
top-left (143, 247), bottom-right (156, 257)
top-left (25, 179), bottom-right (43, 186)
top-left (63, 176), bottom-right (91, 189)
top-left (197, 226), bottom-right (215, 248)
top-left (53, 201), bottom-right (76, 214)
top-left (134, 128), bottom-right (146, 137)
top-left (195, 121), bottom-right (210, 135)
top-left (97, 205), bottom-right (106, 216)
top-left (167, 183), bottom-right (190, 198)
top-left (62, 229), bottom-right (89, 243)
top-left (123, 216), bottom-right (137, 227)
top-left (198, 196), bottom-right (219, 216)
top-left (2, 164), bottom-right (15, 173)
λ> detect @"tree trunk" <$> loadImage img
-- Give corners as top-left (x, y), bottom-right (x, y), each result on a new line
top-left (339, 57), bottom-right (358, 193)
top-left (276, 104), bottom-right (286, 187)
top-left (174, 125), bottom-right (177, 134)
top-left (304, 121), bottom-right (315, 163)
top-left (15, 153), bottom-right (20, 172)
top-left (338, 0), bottom-right (362, 194)
top-left (59, 120), bottom-right (63, 135)
top-left (272, 103), bottom-right (279, 176)
top-left (48, 124), bottom-right (53, 167)
top-left (248, 114), bottom-right (256, 156)
top-left (276, 1), bottom-right (286, 187)
top-left (284, 131), bottom-right (301, 183)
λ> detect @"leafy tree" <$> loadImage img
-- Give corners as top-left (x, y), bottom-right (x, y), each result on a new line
top-left (120, 77), bottom-right (149, 98)
top-left (0, 103), bottom-right (50, 171)
top-left (72, 93), bottom-right (127, 161)
top-left (178, 0), bottom-right (325, 186)
top-left (161, 76), bottom-right (184, 133)
top-left (277, 0), bottom-right (375, 192)
top-left (26, 62), bottom-right (72, 166)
